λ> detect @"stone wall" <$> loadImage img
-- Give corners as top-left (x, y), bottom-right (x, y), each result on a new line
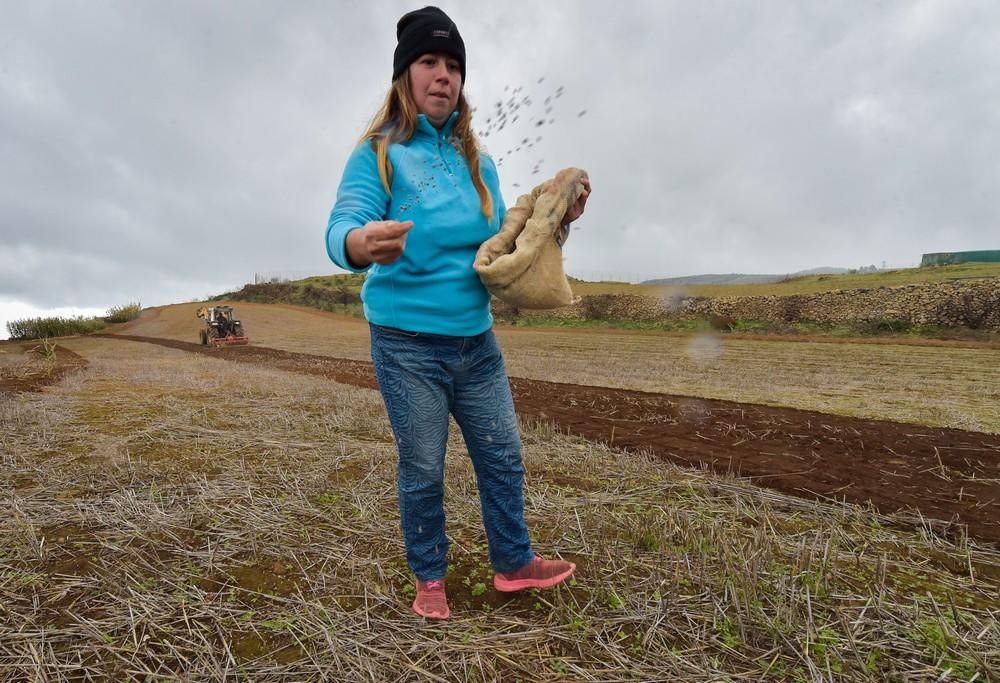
top-left (493, 279), bottom-right (1000, 329)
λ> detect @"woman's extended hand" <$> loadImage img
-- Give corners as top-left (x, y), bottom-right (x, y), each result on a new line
top-left (346, 220), bottom-right (414, 267)
top-left (563, 176), bottom-right (591, 224)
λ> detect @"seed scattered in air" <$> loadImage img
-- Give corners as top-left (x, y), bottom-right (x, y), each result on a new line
top-left (473, 77), bottom-right (588, 180)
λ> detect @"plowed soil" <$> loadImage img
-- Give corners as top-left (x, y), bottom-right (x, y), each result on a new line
top-left (97, 333), bottom-right (1000, 547)
top-left (0, 344), bottom-right (87, 396)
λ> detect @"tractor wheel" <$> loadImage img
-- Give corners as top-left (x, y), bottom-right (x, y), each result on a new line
top-left (233, 323), bottom-right (244, 337)
top-left (200, 329), bottom-right (208, 345)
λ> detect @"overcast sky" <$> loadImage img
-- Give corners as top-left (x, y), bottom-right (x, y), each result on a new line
top-left (3, 0), bottom-right (999, 337)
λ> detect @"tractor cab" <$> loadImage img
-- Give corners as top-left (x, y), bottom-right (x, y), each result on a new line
top-left (210, 306), bottom-right (237, 333)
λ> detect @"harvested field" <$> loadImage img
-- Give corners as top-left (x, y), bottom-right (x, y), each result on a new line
top-left (101, 303), bottom-right (1000, 546)
top-left (114, 302), bottom-right (1000, 433)
top-left (496, 328), bottom-right (1000, 435)
top-left (0, 306), bottom-right (1000, 681)
top-left (101, 332), bottom-right (1000, 548)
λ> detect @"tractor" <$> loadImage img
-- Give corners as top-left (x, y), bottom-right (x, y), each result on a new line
top-left (197, 305), bottom-right (249, 346)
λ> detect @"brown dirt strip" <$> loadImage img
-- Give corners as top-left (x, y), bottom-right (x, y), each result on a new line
top-left (0, 345), bottom-right (88, 396)
top-left (97, 333), bottom-right (1000, 547)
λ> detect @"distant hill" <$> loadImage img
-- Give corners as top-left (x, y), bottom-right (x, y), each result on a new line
top-left (210, 263), bottom-right (1000, 310)
top-left (642, 267), bottom-right (848, 286)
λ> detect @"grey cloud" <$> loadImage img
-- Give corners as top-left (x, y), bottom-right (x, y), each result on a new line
top-left (1, 0), bottom-right (997, 322)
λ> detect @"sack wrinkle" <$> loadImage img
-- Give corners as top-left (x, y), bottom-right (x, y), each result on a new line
top-left (473, 167), bottom-right (587, 309)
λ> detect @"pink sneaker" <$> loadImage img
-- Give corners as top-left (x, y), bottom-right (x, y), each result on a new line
top-left (412, 579), bottom-right (450, 619)
top-left (494, 555), bottom-right (576, 592)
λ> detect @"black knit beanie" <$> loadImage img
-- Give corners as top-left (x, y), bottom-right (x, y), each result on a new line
top-left (392, 6), bottom-right (466, 83)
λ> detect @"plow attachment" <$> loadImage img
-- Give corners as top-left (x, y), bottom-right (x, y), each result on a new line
top-left (210, 335), bottom-right (250, 347)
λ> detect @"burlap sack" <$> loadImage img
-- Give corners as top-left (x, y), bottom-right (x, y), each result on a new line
top-left (474, 167), bottom-right (587, 309)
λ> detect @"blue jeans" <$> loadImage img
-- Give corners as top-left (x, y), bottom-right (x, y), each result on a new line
top-left (370, 323), bottom-right (535, 581)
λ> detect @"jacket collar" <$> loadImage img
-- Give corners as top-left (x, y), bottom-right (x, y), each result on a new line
top-left (415, 111), bottom-right (458, 138)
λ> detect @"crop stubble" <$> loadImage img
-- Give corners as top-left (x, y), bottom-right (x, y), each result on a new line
top-left (100, 331), bottom-right (1000, 549)
top-left (1, 336), bottom-right (998, 680)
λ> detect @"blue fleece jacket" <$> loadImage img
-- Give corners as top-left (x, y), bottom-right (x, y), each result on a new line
top-left (325, 113), bottom-right (506, 336)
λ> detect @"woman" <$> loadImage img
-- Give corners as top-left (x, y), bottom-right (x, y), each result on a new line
top-left (325, 6), bottom-right (591, 620)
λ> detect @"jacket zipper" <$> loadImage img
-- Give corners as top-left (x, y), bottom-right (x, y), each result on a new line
top-left (437, 134), bottom-right (453, 175)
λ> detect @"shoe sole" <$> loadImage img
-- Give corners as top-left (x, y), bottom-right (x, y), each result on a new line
top-left (412, 591), bottom-right (450, 619)
top-left (493, 563), bottom-right (576, 592)
top-left (412, 601), bottom-right (450, 619)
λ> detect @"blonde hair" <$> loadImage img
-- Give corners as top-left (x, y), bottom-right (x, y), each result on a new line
top-left (360, 75), bottom-right (494, 219)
